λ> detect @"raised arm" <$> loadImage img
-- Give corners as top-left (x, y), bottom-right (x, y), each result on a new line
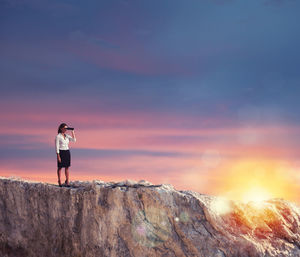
top-left (68, 130), bottom-right (76, 142)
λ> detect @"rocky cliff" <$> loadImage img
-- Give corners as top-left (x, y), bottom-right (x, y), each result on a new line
top-left (0, 177), bottom-right (299, 257)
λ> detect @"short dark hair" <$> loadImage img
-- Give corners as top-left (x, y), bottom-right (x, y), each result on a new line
top-left (58, 123), bottom-right (67, 134)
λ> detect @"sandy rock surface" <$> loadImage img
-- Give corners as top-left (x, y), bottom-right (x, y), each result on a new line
top-left (0, 177), bottom-right (299, 257)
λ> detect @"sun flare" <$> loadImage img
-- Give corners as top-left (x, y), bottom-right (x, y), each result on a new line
top-left (215, 159), bottom-right (298, 204)
top-left (241, 186), bottom-right (272, 203)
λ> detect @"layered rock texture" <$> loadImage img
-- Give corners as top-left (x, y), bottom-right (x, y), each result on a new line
top-left (0, 177), bottom-right (300, 257)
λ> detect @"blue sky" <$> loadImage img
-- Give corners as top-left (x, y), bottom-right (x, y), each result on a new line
top-left (1, 0), bottom-right (300, 121)
top-left (1, 0), bottom-right (300, 202)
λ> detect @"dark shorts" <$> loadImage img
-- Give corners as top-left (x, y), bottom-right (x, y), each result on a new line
top-left (57, 150), bottom-right (71, 168)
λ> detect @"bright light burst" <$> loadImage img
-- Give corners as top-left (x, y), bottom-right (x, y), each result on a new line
top-left (241, 186), bottom-right (272, 204)
top-left (210, 197), bottom-right (233, 215)
top-left (215, 159), bottom-right (299, 204)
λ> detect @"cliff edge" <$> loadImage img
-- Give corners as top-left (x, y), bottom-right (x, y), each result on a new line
top-left (0, 177), bottom-right (299, 257)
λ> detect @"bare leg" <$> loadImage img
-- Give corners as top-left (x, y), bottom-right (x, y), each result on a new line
top-left (65, 167), bottom-right (69, 185)
top-left (57, 167), bottom-right (62, 186)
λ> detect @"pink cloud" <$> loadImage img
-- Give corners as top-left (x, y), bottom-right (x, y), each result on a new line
top-left (63, 36), bottom-right (193, 76)
top-left (1, 98), bottom-right (300, 159)
top-left (2, 97), bottom-right (300, 201)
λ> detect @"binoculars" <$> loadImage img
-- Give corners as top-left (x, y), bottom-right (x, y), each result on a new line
top-left (66, 127), bottom-right (74, 131)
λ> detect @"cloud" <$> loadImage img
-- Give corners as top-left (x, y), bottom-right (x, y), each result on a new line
top-left (72, 148), bottom-right (188, 159)
top-left (65, 27), bottom-right (193, 76)
top-left (69, 30), bottom-right (120, 50)
top-left (0, 145), bottom-right (188, 161)
top-left (65, 41), bottom-right (189, 76)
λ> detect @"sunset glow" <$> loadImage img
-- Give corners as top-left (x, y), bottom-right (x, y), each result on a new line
top-left (241, 187), bottom-right (272, 204)
top-left (1, 0), bottom-right (300, 207)
top-left (215, 159), bottom-right (299, 204)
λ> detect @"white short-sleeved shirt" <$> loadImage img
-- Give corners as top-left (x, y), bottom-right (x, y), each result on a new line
top-left (55, 133), bottom-right (76, 154)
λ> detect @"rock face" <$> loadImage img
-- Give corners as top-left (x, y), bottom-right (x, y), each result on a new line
top-left (0, 178), bottom-right (300, 257)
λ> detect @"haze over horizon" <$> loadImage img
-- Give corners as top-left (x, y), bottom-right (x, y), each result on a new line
top-left (1, 0), bottom-right (300, 204)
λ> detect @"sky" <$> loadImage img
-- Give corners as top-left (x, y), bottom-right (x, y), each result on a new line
top-left (1, 0), bottom-right (300, 204)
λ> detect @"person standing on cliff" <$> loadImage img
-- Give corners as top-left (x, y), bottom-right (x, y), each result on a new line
top-left (55, 123), bottom-right (76, 187)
